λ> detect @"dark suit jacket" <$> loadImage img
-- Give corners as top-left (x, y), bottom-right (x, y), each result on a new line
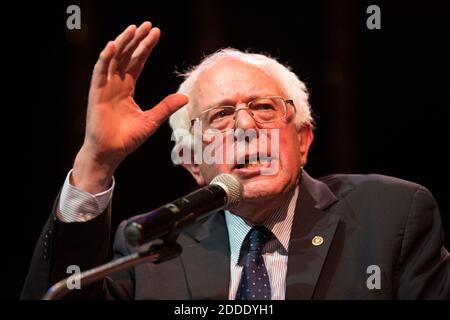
top-left (21, 172), bottom-right (450, 299)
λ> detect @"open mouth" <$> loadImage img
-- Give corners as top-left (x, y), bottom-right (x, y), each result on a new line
top-left (235, 158), bottom-right (271, 169)
top-left (233, 154), bottom-right (273, 170)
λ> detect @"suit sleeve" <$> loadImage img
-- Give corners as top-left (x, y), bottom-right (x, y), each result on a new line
top-left (20, 195), bottom-right (134, 299)
top-left (396, 186), bottom-right (450, 299)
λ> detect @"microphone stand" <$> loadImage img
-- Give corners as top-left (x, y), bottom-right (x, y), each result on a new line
top-left (42, 235), bottom-right (182, 300)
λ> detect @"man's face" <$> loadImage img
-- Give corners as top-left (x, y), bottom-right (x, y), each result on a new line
top-left (185, 59), bottom-right (312, 208)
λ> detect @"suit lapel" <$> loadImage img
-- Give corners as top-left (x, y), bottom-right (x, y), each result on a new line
top-left (286, 171), bottom-right (341, 299)
top-left (181, 213), bottom-right (230, 299)
top-left (179, 171), bottom-right (345, 300)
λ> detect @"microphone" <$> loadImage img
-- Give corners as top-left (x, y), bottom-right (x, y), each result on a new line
top-left (124, 173), bottom-right (243, 246)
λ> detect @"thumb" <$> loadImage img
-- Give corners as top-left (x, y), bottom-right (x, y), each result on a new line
top-left (144, 93), bottom-right (189, 126)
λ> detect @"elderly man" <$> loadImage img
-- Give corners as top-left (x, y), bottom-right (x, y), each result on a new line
top-left (22, 22), bottom-right (449, 299)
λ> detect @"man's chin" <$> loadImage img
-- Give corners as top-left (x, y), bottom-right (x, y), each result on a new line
top-left (240, 165), bottom-right (298, 200)
top-left (240, 175), bottom-right (285, 201)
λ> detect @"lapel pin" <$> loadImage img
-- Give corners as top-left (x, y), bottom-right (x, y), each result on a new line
top-left (312, 235), bottom-right (324, 246)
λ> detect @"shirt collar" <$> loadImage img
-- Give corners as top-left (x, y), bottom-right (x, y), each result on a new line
top-left (225, 185), bottom-right (299, 264)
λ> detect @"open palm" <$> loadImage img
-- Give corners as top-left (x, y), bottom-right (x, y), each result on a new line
top-left (83, 22), bottom-right (188, 164)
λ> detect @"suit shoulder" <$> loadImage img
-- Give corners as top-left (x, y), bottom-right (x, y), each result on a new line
top-left (317, 174), bottom-right (439, 228)
top-left (318, 173), bottom-right (425, 199)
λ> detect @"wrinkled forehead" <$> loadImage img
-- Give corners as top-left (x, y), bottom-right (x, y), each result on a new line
top-left (191, 59), bottom-right (285, 113)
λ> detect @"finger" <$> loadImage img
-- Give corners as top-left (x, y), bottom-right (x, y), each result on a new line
top-left (92, 41), bottom-right (116, 88)
top-left (116, 21), bottom-right (152, 74)
top-left (108, 24), bottom-right (137, 75)
top-left (144, 93), bottom-right (189, 128)
top-left (127, 27), bottom-right (161, 80)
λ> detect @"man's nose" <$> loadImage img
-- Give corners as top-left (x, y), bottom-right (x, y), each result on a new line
top-left (233, 106), bottom-right (258, 131)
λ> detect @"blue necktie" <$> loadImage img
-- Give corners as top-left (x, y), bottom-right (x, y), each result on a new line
top-left (235, 226), bottom-right (272, 300)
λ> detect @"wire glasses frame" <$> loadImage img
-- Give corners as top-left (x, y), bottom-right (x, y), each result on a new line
top-left (190, 96), bottom-right (296, 132)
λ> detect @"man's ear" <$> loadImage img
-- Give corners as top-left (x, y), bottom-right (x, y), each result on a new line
top-left (181, 162), bottom-right (206, 186)
top-left (174, 141), bottom-right (206, 186)
top-left (297, 124), bottom-right (314, 167)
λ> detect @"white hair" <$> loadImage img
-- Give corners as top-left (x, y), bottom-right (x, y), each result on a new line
top-left (169, 48), bottom-right (313, 150)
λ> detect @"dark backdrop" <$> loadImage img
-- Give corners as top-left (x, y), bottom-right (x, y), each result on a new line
top-left (5, 0), bottom-right (449, 299)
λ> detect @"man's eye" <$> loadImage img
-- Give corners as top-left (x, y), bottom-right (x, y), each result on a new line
top-left (210, 109), bottom-right (232, 122)
top-left (254, 103), bottom-right (275, 111)
top-left (217, 110), bottom-right (228, 118)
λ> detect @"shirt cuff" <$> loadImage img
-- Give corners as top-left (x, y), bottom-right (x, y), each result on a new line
top-left (56, 169), bottom-right (115, 222)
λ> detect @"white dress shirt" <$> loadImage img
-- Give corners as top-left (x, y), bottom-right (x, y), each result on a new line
top-left (56, 170), bottom-right (114, 222)
top-left (225, 186), bottom-right (298, 300)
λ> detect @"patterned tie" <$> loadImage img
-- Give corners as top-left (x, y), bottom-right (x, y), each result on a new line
top-left (235, 226), bottom-right (272, 300)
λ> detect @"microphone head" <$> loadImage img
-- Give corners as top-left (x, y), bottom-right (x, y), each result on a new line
top-left (210, 173), bottom-right (243, 208)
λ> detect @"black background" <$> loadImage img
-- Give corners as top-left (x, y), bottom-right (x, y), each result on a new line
top-left (4, 0), bottom-right (449, 299)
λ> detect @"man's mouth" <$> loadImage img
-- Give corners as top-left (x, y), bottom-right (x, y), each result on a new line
top-left (231, 154), bottom-right (275, 178)
top-left (234, 157), bottom-right (272, 169)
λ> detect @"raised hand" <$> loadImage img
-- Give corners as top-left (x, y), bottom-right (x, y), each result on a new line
top-left (72, 22), bottom-right (188, 194)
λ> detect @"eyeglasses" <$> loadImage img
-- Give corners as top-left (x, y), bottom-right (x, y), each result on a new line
top-left (190, 96), bottom-right (295, 132)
